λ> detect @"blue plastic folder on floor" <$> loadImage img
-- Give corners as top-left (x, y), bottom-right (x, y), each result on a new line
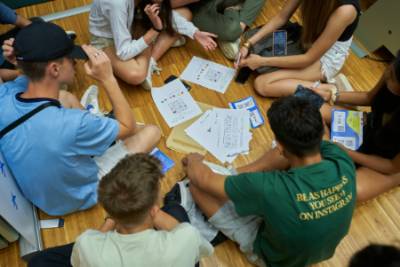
top-left (330, 109), bottom-right (363, 150)
top-left (229, 96), bottom-right (264, 128)
top-left (150, 148), bottom-right (175, 174)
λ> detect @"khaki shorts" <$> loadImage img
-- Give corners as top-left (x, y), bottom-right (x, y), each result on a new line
top-left (90, 34), bottom-right (114, 50)
top-left (94, 141), bottom-right (129, 179)
top-left (209, 201), bottom-right (267, 267)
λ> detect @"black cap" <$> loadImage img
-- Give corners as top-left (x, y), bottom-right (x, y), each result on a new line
top-left (14, 21), bottom-right (88, 62)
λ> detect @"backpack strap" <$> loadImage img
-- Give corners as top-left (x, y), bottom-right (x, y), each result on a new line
top-left (0, 101), bottom-right (60, 139)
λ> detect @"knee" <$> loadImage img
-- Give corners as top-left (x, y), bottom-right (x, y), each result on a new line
top-left (124, 69), bottom-right (147, 86)
top-left (219, 21), bottom-right (241, 41)
top-left (143, 124), bottom-right (161, 144)
top-left (175, 7), bottom-right (193, 21)
top-left (254, 75), bottom-right (270, 97)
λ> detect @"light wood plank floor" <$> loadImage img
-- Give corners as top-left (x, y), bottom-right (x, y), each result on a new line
top-left (1, 0), bottom-right (398, 266)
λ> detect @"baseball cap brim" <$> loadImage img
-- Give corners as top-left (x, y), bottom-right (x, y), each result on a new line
top-left (68, 45), bottom-right (88, 60)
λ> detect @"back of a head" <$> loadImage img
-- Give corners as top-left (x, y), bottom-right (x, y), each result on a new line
top-left (349, 244), bottom-right (400, 267)
top-left (98, 154), bottom-right (163, 225)
top-left (267, 96), bottom-right (324, 157)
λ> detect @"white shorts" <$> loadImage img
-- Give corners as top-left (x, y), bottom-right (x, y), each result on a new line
top-left (94, 141), bottom-right (130, 179)
top-left (320, 37), bottom-right (353, 82)
top-left (209, 201), bottom-right (266, 267)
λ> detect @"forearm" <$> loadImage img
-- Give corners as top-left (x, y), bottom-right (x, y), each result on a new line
top-left (237, 148), bottom-right (289, 173)
top-left (248, 16), bottom-right (287, 46)
top-left (347, 150), bottom-right (400, 174)
top-left (190, 163), bottom-right (228, 201)
top-left (335, 91), bottom-right (371, 106)
top-left (153, 210), bottom-right (180, 231)
top-left (143, 29), bottom-right (160, 45)
top-left (15, 15), bottom-right (31, 28)
top-left (102, 78), bottom-right (136, 134)
top-left (170, 0), bottom-right (199, 8)
top-left (261, 53), bottom-right (314, 69)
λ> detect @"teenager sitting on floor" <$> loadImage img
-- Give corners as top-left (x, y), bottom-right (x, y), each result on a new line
top-left (0, 22), bottom-right (160, 216)
top-left (28, 154), bottom-right (213, 267)
top-left (89, 0), bottom-right (217, 90)
top-left (236, 0), bottom-right (360, 98)
top-left (313, 50), bottom-right (400, 202)
top-left (181, 96), bottom-right (356, 267)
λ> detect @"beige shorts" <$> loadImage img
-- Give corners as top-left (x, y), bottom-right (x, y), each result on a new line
top-left (209, 201), bottom-right (267, 267)
top-left (90, 34), bottom-right (114, 50)
top-left (94, 141), bottom-right (130, 179)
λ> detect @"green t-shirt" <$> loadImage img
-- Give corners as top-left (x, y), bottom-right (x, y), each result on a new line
top-left (225, 141), bottom-right (356, 267)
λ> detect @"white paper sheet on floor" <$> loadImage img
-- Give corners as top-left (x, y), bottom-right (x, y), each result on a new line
top-left (151, 79), bottom-right (202, 127)
top-left (180, 56), bottom-right (235, 93)
top-left (185, 108), bottom-right (252, 163)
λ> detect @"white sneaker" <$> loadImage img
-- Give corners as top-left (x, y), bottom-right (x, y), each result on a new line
top-left (141, 58), bottom-right (162, 91)
top-left (80, 85), bottom-right (102, 116)
top-left (333, 73), bottom-right (353, 92)
top-left (218, 38), bottom-right (241, 60)
top-left (171, 36), bottom-right (186, 48)
top-left (178, 179), bottom-right (219, 242)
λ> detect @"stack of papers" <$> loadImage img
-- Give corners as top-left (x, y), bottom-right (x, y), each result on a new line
top-left (151, 79), bottom-right (201, 127)
top-left (180, 57), bottom-right (235, 94)
top-left (185, 108), bottom-right (252, 163)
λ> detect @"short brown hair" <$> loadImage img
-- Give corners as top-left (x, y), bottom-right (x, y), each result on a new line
top-left (17, 58), bottom-right (64, 82)
top-left (98, 153), bottom-right (163, 225)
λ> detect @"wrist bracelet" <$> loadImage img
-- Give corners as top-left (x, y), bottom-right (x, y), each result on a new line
top-left (152, 27), bottom-right (162, 33)
top-left (242, 40), bottom-right (252, 50)
top-left (329, 87), bottom-right (338, 106)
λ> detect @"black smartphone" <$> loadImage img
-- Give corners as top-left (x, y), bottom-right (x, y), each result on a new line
top-left (235, 67), bottom-right (252, 84)
top-left (164, 75), bottom-right (191, 91)
top-left (272, 30), bottom-right (287, 56)
top-left (294, 85), bottom-right (324, 109)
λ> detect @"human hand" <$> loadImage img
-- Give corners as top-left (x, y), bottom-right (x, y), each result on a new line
top-left (82, 45), bottom-right (114, 83)
top-left (194, 31), bottom-right (217, 51)
top-left (234, 46), bottom-right (249, 68)
top-left (239, 54), bottom-right (264, 70)
top-left (144, 4), bottom-right (163, 31)
top-left (182, 153), bottom-right (204, 183)
top-left (310, 87), bottom-right (332, 102)
top-left (2, 38), bottom-right (17, 66)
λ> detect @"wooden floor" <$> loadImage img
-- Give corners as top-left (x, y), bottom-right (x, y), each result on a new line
top-left (1, 0), bottom-right (399, 266)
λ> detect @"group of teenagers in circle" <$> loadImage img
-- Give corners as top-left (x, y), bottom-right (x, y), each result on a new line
top-left (0, 0), bottom-right (400, 266)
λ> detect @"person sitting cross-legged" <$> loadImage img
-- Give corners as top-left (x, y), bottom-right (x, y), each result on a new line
top-left (0, 22), bottom-right (161, 216)
top-left (182, 96), bottom-right (356, 267)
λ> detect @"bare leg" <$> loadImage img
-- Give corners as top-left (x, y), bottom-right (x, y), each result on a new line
top-left (103, 46), bottom-right (152, 85)
top-left (58, 90), bottom-right (83, 109)
top-left (190, 184), bottom-right (226, 218)
top-left (254, 60), bottom-right (324, 97)
top-left (151, 7), bottom-right (192, 60)
top-left (357, 167), bottom-right (400, 203)
top-left (123, 124), bottom-right (161, 153)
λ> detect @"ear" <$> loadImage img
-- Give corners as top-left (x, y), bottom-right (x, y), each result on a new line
top-left (47, 61), bottom-right (61, 78)
top-left (149, 204), bottom-right (160, 219)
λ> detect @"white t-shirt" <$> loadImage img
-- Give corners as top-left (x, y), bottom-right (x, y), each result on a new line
top-left (71, 223), bottom-right (214, 267)
top-left (89, 0), bottom-right (198, 61)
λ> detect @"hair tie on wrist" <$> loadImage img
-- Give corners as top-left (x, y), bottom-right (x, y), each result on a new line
top-left (153, 27), bottom-right (162, 33)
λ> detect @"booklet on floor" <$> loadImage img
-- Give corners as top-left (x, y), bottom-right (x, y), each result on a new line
top-left (330, 109), bottom-right (363, 150)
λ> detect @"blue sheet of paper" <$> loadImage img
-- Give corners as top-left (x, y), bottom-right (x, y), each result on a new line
top-left (229, 96), bottom-right (264, 128)
top-left (150, 148), bottom-right (175, 173)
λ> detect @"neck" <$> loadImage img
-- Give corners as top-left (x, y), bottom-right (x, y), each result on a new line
top-left (115, 216), bottom-right (154, 235)
top-left (288, 152), bottom-right (322, 168)
top-left (20, 78), bottom-right (61, 100)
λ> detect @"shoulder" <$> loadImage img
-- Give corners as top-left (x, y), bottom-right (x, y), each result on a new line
top-left (75, 229), bottom-right (107, 247)
top-left (332, 3), bottom-right (358, 23)
top-left (0, 76), bottom-right (29, 97)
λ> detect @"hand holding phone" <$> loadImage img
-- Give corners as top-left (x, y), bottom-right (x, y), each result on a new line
top-left (234, 52), bottom-right (242, 69)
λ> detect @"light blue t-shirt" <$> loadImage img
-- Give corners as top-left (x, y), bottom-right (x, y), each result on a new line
top-left (0, 76), bottom-right (119, 215)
